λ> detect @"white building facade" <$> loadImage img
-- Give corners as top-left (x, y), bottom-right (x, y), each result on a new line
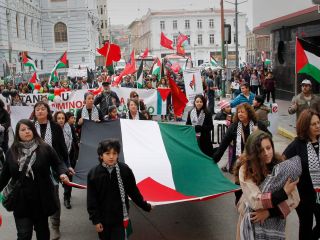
top-left (128, 9), bottom-right (247, 68)
top-left (0, 0), bottom-right (99, 77)
top-left (97, 0), bottom-right (108, 45)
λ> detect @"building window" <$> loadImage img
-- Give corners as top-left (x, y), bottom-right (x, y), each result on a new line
top-left (37, 22), bottom-right (40, 41)
top-left (101, 22), bottom-right (104, 29)
top-left (24, 16), bottom-right (27, 39)
top-left (54, 22), bottom-right (68, 42)
top-left (209, 19), bottom-right (214, 28)
top-left (160, 21), bottom-right (165, 30)
top-left (105, 20), bottom-right (108, 28)
top-left (16, 14), bottom-right (19, 38)
top-left (31, 19), bottom-right (34, 41)
top-left (197, 19), bottom-right (202, 29)
top-left (82, 57), bottom-right (85, 62)
top-left (173, 20), bottom-right (177, 30)
top-left (187, 35), bottom-right (191, 44)
top-left (40, 60), bottom-right (43, 70)
top-left (234, 33), bottom-right (236, 43)
top-left (185, 20), bottom-right (190, 29)
top-left (100, 7), bottom-right (103, 15)
top-left (35, 59), bottom-right (38, 67)
top-left (173, 35), bottom-right (178, 46)
top-left (197, 34), bottom-right (203, 45)
top-left (209, 34), bottom-right (214, 44)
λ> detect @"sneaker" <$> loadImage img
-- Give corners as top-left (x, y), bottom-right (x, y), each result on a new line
top-left (51, 226), bottom-right (60, 240)
top-left (64, 199), bottom-right (71, 209)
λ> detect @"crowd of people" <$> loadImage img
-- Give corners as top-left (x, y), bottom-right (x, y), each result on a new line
top-left (0, 63), bottom-right (319, 240)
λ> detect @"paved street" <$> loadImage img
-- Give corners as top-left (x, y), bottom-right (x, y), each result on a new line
top-left (0, 100), bottom-right (300, 240)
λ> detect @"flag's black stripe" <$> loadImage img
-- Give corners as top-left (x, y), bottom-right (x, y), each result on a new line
top-left (298, 38), bottom-right (320, 58)
top-left (74, 119), bottom-right (124, 185)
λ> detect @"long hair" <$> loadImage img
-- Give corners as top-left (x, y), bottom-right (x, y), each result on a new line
top-left (193, 94), bottom-right (209, 114)
top-left (11, 119), bottom-right (44, 158)
top-left (53, 111), bottom-right (66, 125)
top-left (33, 101), bottom-right (53, 121)
top-left (233, 103), bottom-right (257, 123)
top-left (296, 109), bottom-right (320, 142)
top-left (234, 131), bottom-right (282, 185)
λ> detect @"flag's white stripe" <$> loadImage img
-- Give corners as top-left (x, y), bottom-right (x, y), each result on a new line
top-left (120, 119), bottom-right (175, 189)
top-left (161, 100), bottom-right (167, 115)
top-left (305, 50), bottom-right (320, 69)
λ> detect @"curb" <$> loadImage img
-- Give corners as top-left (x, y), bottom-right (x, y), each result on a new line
top-left (277, 127), bottom-right (296, 141)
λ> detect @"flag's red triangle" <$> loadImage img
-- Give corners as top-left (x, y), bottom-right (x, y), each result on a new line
top-left (60, 51), bottom-right (68, 65)
top-left (137, 177), bottom-right (194, 202)
top-left (296, 38), bottom-right (308, 73)
top-left (29, 72), bottom-right (37, 83)
top-left (157, 88), bottom-right (171, 101)
top-left (141, 48), bottom-right (149, 59)
top-left (22, 53), bottom-right (28, 64)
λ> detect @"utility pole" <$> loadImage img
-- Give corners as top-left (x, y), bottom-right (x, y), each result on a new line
top-left (220, 0), bottom-right (225, 69)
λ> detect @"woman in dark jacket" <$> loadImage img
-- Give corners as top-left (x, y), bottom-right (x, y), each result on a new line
top-left (0, 99), bottom-right (11, 153)
top-left (283, 109), bottom-right (320, 240)
top-left (186, 94), bottom-right (213, 157)
top-left (121, 98), bottom-right (146, 120)
top-left (33, 101), bottom-right (71, 240)
top-left (0, 119), bottom-right (69, 240)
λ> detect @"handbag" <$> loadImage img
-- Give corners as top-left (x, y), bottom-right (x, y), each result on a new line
top-left (2, 151), bottom-right (35, 212)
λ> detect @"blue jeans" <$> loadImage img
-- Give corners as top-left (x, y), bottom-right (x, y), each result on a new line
top-left (14, 216), bottom-right (50, 240)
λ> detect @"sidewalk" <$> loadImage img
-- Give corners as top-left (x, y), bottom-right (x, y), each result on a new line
top-left (274, 99), bottom-right (297, 140)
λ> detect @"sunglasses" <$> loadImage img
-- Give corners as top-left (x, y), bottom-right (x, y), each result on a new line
top-left (133, 95), bottom-right (139, 97)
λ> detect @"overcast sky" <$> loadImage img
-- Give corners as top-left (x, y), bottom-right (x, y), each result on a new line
top-left (108, 0), bottom-right (253, 29)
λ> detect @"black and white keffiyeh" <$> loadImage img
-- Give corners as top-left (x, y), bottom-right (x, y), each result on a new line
top-left (35, 121), bottom-right (52, 146)
top-left (307, 137), bottom-right (320, 203)
top-left (102, 162), bottom-right (129, 227)
top-left (190, 108), bottom-right (205, 126)
top-left (236, 121), bottom-right (254, 157)
top-left (63, 123), bottom-right (73, 153)
top-left (81, 106), bottom-right (100, 121)
top-left (17, 139), bottom-right (38, 179)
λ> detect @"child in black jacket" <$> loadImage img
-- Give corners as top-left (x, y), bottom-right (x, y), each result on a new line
top-left (87, 139), bottom-right (152, 240)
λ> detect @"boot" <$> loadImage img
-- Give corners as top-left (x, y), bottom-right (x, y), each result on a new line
top-left (64, 199), bottom-right (71, 209)
top-left (51, 226), bottom-right (60, 240)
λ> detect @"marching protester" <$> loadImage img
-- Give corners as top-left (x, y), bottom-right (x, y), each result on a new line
top-left (0, 119), bottom-right (70, 240)
top-left (104, 105), bottom-right (121, 121)
top-left (11, 91), bottom-right (27, 106)
top-left (230, 82), bottom-right (255, 108)
top-left (249, 70), bottom-right (260, 95)
top-left (121, 98), bottom-right (146, 120)
top-left (236, 130), bottom-right (300, 240)
top-left (87, 139), bottom-right (152, 240)
top-left (214, 100), bottom-right (232, 121)
top-left (54, 111), bottom-right (79, 210)
top-left (33, 101), bottom-right (72, 240)
top-left (206, 74), bottom-right (216, 114)
top-left (0, 99), bottom-right (11, 153)
top-left (129, 91), bottom-right (146, 111)
top-left (94, 81), bottom-right (120, 116)
top-left (288, 79), bottom-right (320, 119)
top-left (283, 109), bottom-right (320, 239)
top-left (253, 95), bottom-right (270, 127)
top-left (264, 72), bottom-right (276, 103)
top-left (186, 94), bottom-right (213, 157)
top-left (76, 92), bottom-right (104, 137)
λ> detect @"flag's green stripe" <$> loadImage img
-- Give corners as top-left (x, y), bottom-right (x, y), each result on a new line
top-left (157, 91), bottom-right (162, 115)
top-left (158, 123), bottom-right (238, 196)
top-left (299, 63), bottom-right (320, 82)
top-left (56, 61), bottom-right (66, 69)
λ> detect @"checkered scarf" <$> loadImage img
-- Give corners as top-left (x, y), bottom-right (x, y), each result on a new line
top-left (190, 108), bottom-right (205, 126)
top-left (81, 106), bottom-right (99, 121)
top-left (236, 121), bottom-right (254, 157)
top-left (35, 121), bottom-right (52, 147)
top-left (307, 138), bottom-right (320, 203)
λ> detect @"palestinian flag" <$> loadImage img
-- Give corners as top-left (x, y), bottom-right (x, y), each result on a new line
top-left (28, 72), bottom-right (39, 90)
top-left (152, 58), bottom-right (161, 81)
top-left (74, 120), bottom-right (238, 205)
top-left (136, 60), bottom-right (144, 88)
top-left (296, 38), bottom-right (320, 83)
top-left (22, 54), bottom-right (37, 72)
top-left (49, 51), bottom-right (68, 84)
top-left (210, 57), bottom-right (218, 67)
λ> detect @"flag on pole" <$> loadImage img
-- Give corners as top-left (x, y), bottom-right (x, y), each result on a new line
top-left (48, 51), bottom-right (68, 84)
top-left (22, 54), bottom-right (37, 72)
top-left (151, 58), bottom-right (162, 81)
top-left (176, 33), bottom-right (189, 56)
top-left (136, 60), bottom-right (144, 88)
top-left (296, 38), bottom-right (320, 83)
top-left (141, 48), bottom-right (149, 59)
top-left (112, 50), bottom-right (136, 86)
top-left (167, 74), bottom-right (188, 117)
top-left (160, 32), bottom-right (174, 50)
top-left (97, 41), bottom-right (121, 66)
top-left (210, 57), bottom-right (218, 67)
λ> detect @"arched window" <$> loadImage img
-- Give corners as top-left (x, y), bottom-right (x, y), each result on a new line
top-left (54, 22), bottom-right (68, 43)
top-left (31, 19), bottom-right (34, 41)
top-left (16, 14), bottom-right (19, 38)
top-left (37, 22), bottom-right (40, 42)
top-left (24, 16), bottom-right (27, 39)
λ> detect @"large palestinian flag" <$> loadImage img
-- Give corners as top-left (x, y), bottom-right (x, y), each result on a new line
top-left (296, 38), bottom-right (320, 83)
top-left (74, 120), bottom-right (238, 205)
top-left (49, 51), bottom-right (68, 84)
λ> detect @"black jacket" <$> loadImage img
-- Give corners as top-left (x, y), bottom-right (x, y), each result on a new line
top-left (186, 109), bottom-right (213, 157)
top-left (0, 143), bottom-right (68, 218)
top-left (0, 108), bottom-right (11, 153)
top-left (283, 138), bottom-right (316, 204)
top-left (120, 111), bottom-right (146, 120)
top-left (87, 162), bottom-right (151, 225)
top-left (75, 107), bottom-right (104, 137)
top-left (213, 120), bottom-right (270, 163)
top-left (94, 91), bottom-right (120, 116)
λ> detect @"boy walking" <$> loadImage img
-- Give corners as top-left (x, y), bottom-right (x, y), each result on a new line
top-left (87, 139), bottom-right (152, 240)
